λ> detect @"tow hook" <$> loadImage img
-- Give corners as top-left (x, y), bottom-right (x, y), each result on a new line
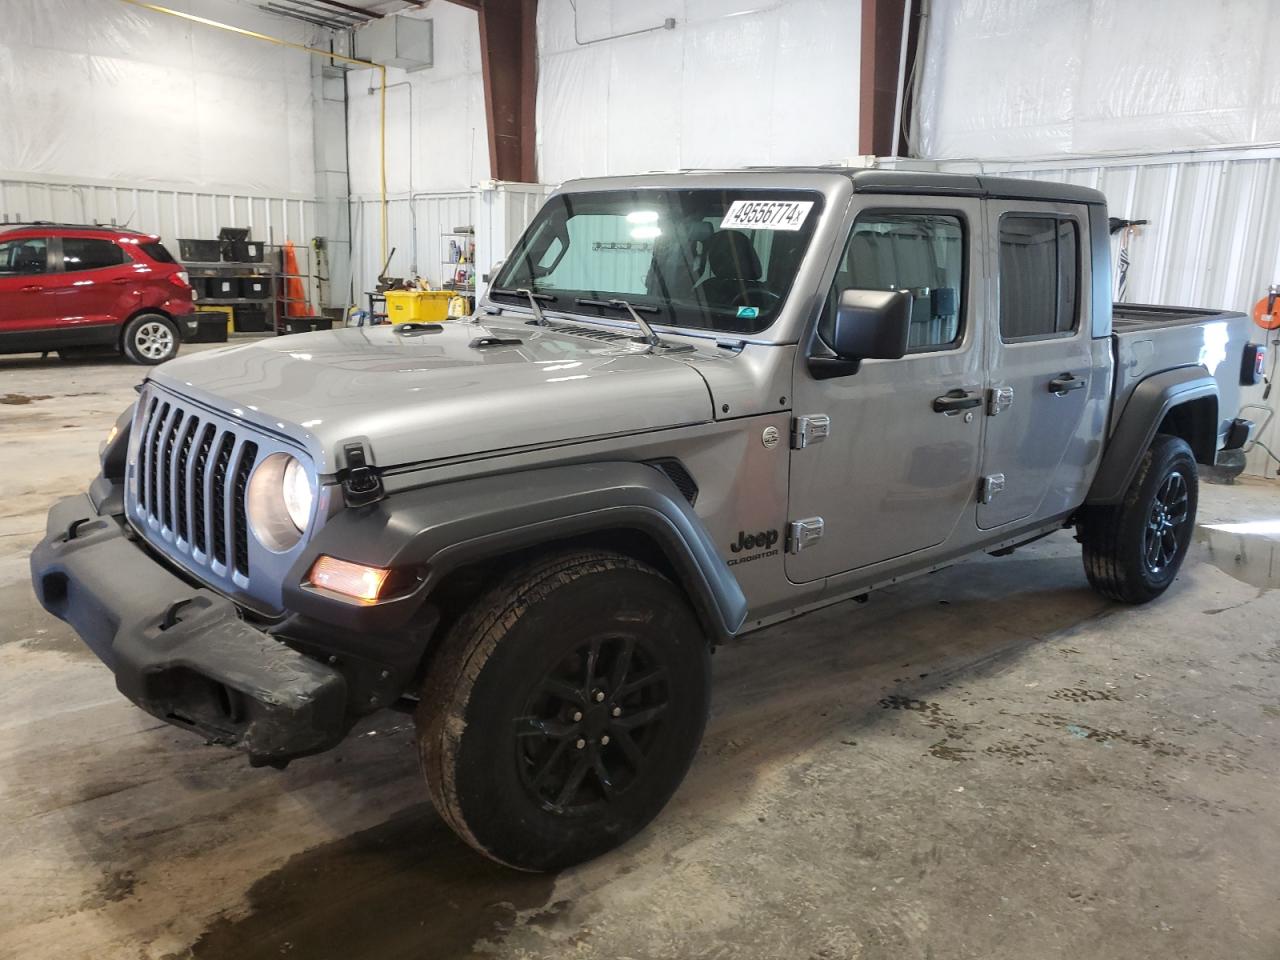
top-left (341, 442), bottom-right (384, 507)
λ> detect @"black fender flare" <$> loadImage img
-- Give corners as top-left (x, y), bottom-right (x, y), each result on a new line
top-left (283, 461), bottom-right (749, 642)
top-left (1086, 366), bottom-right (1217, 506)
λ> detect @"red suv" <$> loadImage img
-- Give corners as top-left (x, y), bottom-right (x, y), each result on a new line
top-left (0, 223), bottom-right (197, 364)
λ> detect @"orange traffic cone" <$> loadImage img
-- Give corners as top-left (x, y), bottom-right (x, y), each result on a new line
top-left (283, 241), bottom-right (311, 317)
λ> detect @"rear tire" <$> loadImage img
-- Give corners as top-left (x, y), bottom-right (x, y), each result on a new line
top-left (416, 550), bottom-right (711, 871)
top-left (121, 313), bottom-right (179, 365)
top-left (1078, 434), bottom-right (1198, 603)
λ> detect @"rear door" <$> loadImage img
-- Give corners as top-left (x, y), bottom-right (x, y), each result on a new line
top-left (54, 236), bottom-right (137, 327)
top-left (977, 201), bottom-right (1106, 529)
top-left (786, 198), bottom-right (986, 582)
top-left (0, 236), bottom-right (56, 333)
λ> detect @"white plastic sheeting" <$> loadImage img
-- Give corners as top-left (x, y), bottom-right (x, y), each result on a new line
top-left (345, 4), bottom-right (490, 198)
top-left (883, 146), bottom-right (1280, 477)
top-left (537, 0), bottom-right (861, 182)
top-left (916, 0), bottom-right (1280, 161)
top-left (0, 0), bottom-right (318, 196)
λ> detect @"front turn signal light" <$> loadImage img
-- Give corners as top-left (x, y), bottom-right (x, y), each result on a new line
top-left (308, 556), bottom-right (392, 603)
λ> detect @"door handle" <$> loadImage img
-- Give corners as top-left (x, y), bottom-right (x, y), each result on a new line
top-left (1048, 374), bottom-right (1087, 395)
top-left (20, 284), bottom-right (43, 292)
top-left (111, 278), bottom-right (132, 285)
top-left (932, 389), bottom-right (983, 414)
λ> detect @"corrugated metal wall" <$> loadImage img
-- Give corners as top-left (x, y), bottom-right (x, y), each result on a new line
top-left (886, 147), bottom-right (1280, 478)
top-left (2, 174), bottom-right (321, 307)
top-left (348, 192), bottom-right (474, 306)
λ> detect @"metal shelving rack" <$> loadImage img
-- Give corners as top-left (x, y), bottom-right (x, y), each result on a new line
top-left (267, 243), bottom-right (319, 333)
top-left (188, 259), bottom-right (276, 333)
top-left (442, 228), bottom-right (476, 295)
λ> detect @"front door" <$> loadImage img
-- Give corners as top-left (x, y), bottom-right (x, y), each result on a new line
top-left (786, 198), bottom-right (986, 583)
top-left (977, 202), bottom-right (1105, 529)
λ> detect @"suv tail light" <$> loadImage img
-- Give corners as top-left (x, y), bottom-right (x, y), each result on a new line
top-left (1243, 343), bottom-right (1266, 385)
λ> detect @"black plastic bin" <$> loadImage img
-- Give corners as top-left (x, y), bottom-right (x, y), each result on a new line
top-left (239, 277), bottom-right (270, 299)
top-left (178, 239), bottom-right (222, 263)
top-left (221, 240), bottom-right (264, 263)
top-left (190, 312), bottom-right (230, 343)
top-left (234, 306), bottom-right (269, 333)
top-left (282, 316), bottom-right (333, 334)
top-left (202, 277), bottom-right (237, 299)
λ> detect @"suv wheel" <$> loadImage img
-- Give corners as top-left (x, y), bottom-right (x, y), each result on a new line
top-left (416, 550), bottom-right (711, 871)
top-left (1078, 433), bottom-right (1198, 603)
top-left (122, 313), bottom-right (179, 365)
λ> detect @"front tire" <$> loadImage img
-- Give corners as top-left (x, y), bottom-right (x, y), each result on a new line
top-left (417, 550), bottom-right (711, 871)
top-left (1078, 434), bottom-right (1198, 603)
top-left (121, 313), bottom-right (179, 365)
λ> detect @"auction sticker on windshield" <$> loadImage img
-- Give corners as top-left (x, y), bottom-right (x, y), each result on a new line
top-left (720, 199), bottom-right (814, 231)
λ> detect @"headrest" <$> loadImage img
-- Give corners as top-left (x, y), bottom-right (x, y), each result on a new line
top-left (705, 229), bottom-right (762, 281)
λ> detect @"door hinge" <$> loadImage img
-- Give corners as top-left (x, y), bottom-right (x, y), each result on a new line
top-left (979, 473), bottom-right (1006, 504)
top-left (791, 414), bottom-right (831, 449)
top-left (787, 517), bottom-right (825, 554)
top-left (988, 386), bottom-right (1014, 416)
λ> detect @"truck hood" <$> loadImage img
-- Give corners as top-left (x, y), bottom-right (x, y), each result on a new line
top-left (150, 320), bottom-right (716, 473)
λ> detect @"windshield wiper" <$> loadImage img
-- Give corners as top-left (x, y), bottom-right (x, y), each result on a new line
top-left (490, 287), bottom-right (556, 326)
top-left (575, 297), bottom-right (685, 352)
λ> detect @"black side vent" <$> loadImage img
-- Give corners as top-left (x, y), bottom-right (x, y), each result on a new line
top-left (648, 459), bottom-right (698, 506)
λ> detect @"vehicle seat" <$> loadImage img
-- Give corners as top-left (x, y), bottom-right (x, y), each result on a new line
top-left (647, 220), bottom-right (712, 303)
top-left (13, 245), bottom-right (46, 273)
top-left (695, 229), bottom-right (766, 305)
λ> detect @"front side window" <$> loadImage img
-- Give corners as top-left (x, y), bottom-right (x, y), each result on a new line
top-left (61, 237), bottom-right (129, 272)
top-left (820, 212), bottom-right (965, 351)
top-left (998, 215), bottom-right (1079, 340)
top-left (492, 190), bottom-right (824, 335)
top-left (0, 238), bottom-right (49, 275)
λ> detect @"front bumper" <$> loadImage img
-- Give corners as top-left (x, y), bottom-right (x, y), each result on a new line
top-left (30, 494), bottom-right (349, 764)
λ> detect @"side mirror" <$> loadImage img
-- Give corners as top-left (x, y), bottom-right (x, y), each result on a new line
top-left (830, 289), bottom-right (912, 360)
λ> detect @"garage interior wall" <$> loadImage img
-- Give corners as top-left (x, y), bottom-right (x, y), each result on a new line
top-left (345, 0), bottom-right (864, 296)
top-left (904, 0), bottom-right (1280, 478)
top-left (537, 0), bottom-right (861, 182)
top-left (0, 0), bottom-right (323, 253)
top-left (344, 3), bottom-right (490, 294)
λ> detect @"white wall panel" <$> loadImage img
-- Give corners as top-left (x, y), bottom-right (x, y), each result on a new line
top-left (0, 0), bottom-right (321, 195)
top-left (537, 0), bottom-right (861, 182)
top-left (884, 147), bottom-right (1280, 478)
top-left (916, 0), bottom-right (1280, 161)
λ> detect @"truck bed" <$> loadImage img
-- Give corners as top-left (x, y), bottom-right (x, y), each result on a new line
top-left (1109, 301), bottom-right (1252, 438)
top-left (1112, 302), bottom-right (1239, 330)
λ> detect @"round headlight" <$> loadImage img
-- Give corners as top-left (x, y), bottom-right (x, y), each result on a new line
top-left (282, 456), bottom-right (314, 531)
top-left (247, 453), bottom-right (313, 552)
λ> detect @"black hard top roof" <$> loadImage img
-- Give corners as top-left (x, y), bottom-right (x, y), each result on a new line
top-left (727, 166), bottom-right (1107, 205)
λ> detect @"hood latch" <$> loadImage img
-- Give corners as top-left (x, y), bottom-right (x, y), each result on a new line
top-left (341, 441), bottom-right (384, 507)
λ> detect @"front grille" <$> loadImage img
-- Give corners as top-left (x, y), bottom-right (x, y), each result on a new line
top-left (135, 399), bottom-right (255, 577)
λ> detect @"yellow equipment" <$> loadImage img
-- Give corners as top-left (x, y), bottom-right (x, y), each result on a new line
top-left (385, 289), bottom-right (455, 324)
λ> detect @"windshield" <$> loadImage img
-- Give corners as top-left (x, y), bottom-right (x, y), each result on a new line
top-left (491, 189), bottom-right (824, 335)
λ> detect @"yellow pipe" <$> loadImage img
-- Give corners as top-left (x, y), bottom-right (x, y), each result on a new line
top-left (118, 0), bottom-right (388, 268)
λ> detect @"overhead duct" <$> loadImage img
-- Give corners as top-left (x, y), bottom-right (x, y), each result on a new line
top-left (356, 15), bottom-right (433, 72)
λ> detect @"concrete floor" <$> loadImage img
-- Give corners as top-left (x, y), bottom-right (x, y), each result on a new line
top-left (2, 345), bottom-right (1279, 960)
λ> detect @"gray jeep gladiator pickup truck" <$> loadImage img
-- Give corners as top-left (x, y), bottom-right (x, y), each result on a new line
top-left (31, 169), bottom-right (1266, 870)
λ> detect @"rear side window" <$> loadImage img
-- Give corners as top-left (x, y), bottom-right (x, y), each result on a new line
top-left (0, 238), bottom-right (49, 275)
top-left (61, 237), bottom-right (129, 272)
top-left (821, 211), bottom-right (965, 351)
top-left (140, 241), bottom-right (176, 264)
top-left (998, 215), bottom-right (1079, 340)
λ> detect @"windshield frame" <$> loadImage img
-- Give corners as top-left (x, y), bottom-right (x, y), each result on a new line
top-left (487, 179), bottom-right (848, 344)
